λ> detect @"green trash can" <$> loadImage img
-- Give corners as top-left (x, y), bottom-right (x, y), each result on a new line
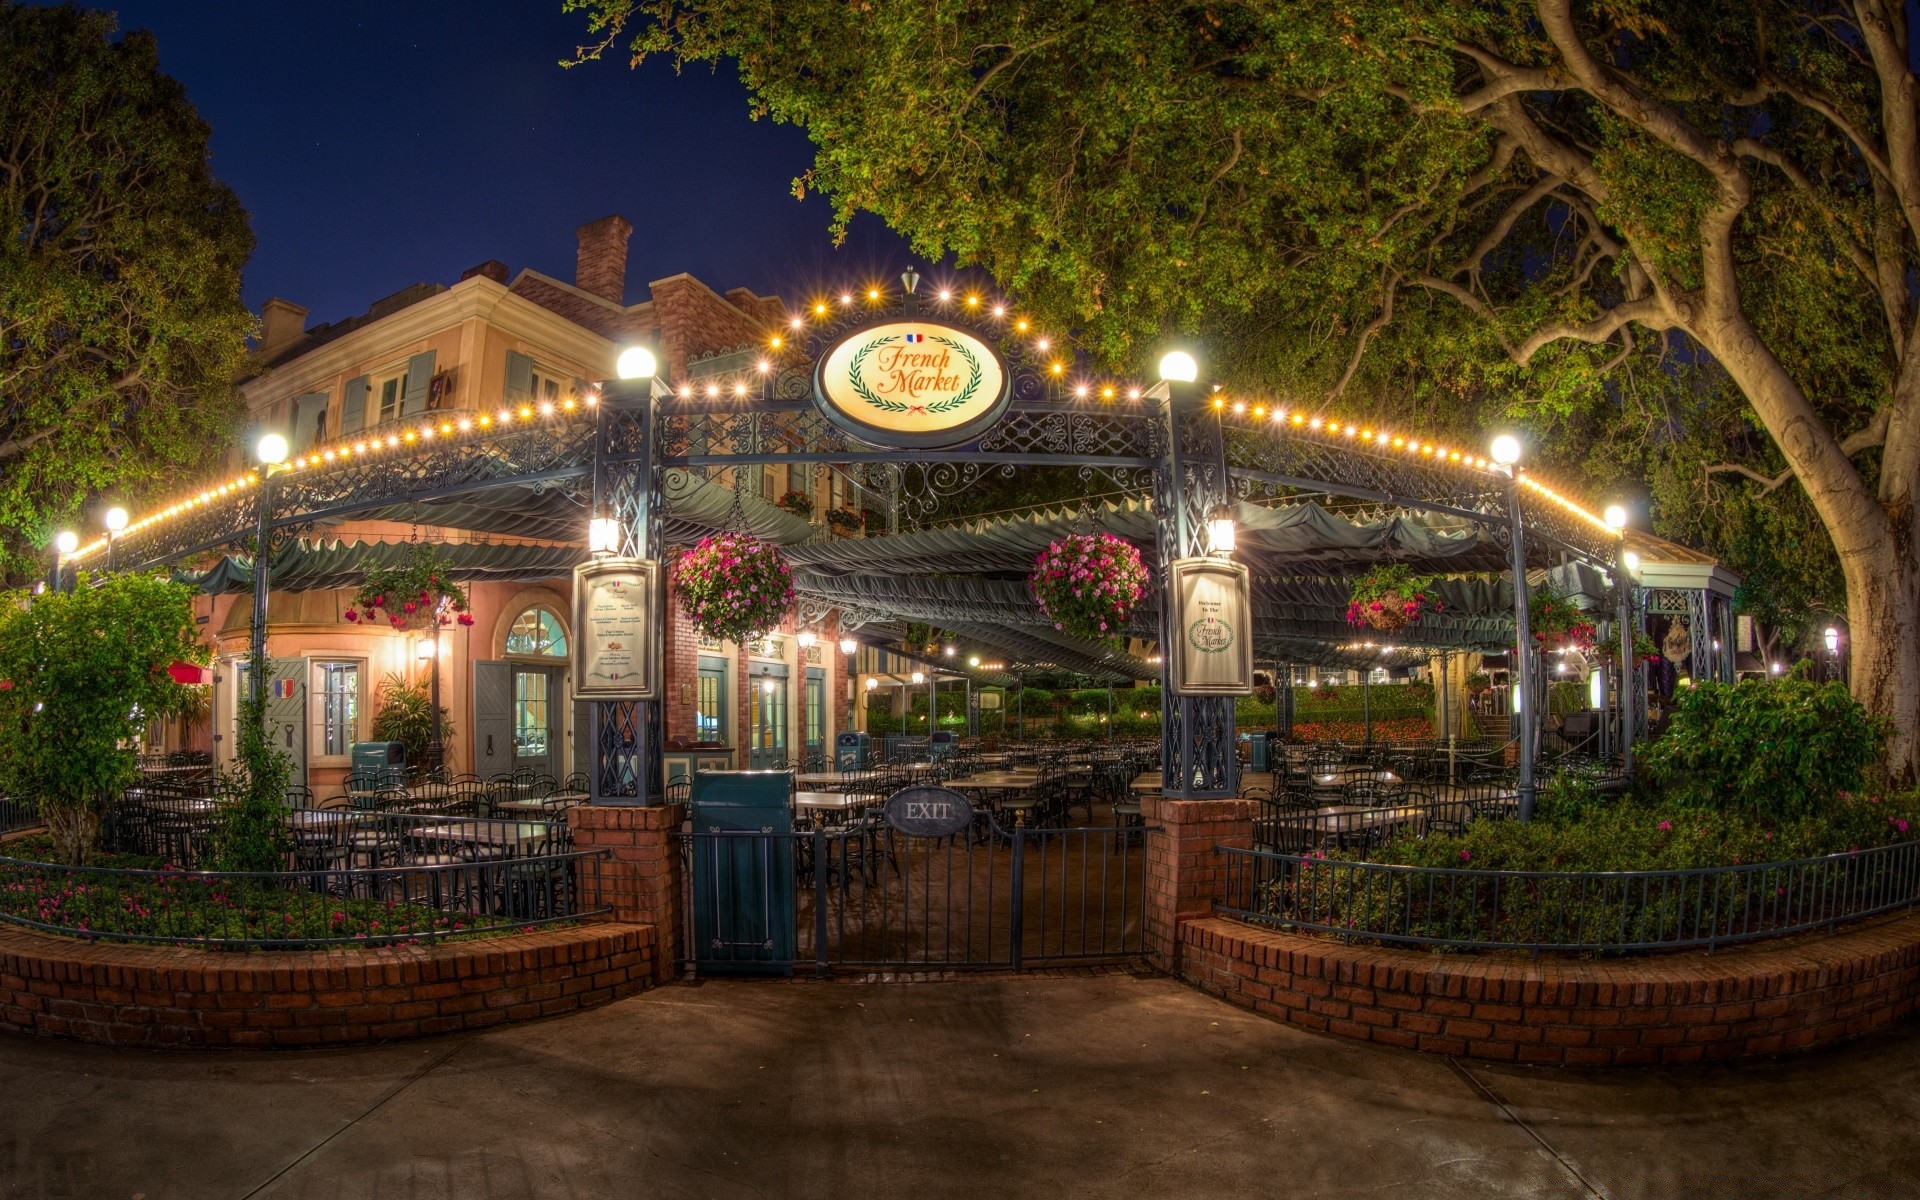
top-left (689, 770), bottom-right (795, 976)
top-left (1249, 731), bottom-right (1271, 774)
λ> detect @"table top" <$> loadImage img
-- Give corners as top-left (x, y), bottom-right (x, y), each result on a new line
top-left (1309, 770), bottom-right (1403, 787)
top-left (946, 772), bottom-right (1039, 791)
top-left (1130, 776), bottom-right (1165, 793)
top-left (793, 791), bottom-right (871, 811)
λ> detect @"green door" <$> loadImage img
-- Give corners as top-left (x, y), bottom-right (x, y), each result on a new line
top-left (748, 675), bottom-right (788, 770)
top-left (804, 668), bottom-right (826, 765)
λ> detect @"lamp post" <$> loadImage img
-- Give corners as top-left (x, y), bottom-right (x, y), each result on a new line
top-left (249, 433), bottom-right (289, 715)
top-left (102, 506), bottom-right (128, 573)
top-left (1491, 433), bottom-right (1536, 820)
top-left (1604, 504), bottom-right (1636, 773)
top-left (48, 530), bottom-right (77, 595)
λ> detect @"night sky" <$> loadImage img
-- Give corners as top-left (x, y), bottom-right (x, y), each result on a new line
top-left (84, 0), bottom-right (915, 325)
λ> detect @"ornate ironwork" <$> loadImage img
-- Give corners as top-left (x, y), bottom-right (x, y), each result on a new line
top-left (1157, 389), bottom-right (1237, 798)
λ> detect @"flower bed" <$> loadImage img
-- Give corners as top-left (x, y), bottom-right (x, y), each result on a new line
top-left (1279, 716), bottom-right (1432, 743)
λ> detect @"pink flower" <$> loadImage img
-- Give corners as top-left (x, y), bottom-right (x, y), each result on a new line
top-left (1658, 820), bottom-right (1672, 832)
top-left (1458, 850), bottom-right (1472, 862)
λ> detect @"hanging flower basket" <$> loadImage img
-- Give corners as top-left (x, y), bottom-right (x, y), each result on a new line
top-left (346, 543), bottom-right (472, 631)
top-left (675, 532), bottom-right (794, 645)
top-left (1029, 533), bottom-right (1149, 642)
top-left (1592, 630), bottom-right (1662, 666)
top-left (1346, 565), bottom-right (1442, 631)
top-left (1530, 586), bottom-right (1598, 653)
top-left (775, 490), bottom-right (814, 518)
top-left (825, 508), bottom-right (862, 535)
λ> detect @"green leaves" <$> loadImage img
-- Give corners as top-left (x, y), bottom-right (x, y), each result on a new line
top-left (0, 572), bottom-right (203, 863)
top-left (0, 6), bottom-right (253, 580)
top-left (1641, 670), bottom-right (1886, 822)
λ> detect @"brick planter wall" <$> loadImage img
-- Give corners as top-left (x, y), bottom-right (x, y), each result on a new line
top-left (1182, 913), bottom-right (1920, 1066)
top-left (0, 923), bottom-right (653, 1049)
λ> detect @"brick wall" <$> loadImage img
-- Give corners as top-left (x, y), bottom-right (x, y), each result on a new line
top-left (0, 924), bottom-right (653, 1048)
top-left (575, 215), bottom-right (632, 304)
top-left (1142, 796), bottom-right (1255, 972)
top-left (651, 274), bottom-right (775, 379)
top-left (1181, 913), bottom-right (1920, 1066)
top-left (567, 803), bottom-right (685, 981)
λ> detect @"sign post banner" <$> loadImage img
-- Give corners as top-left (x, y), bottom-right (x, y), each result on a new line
top-left (573, 558), bottom-right (658, 700)
top-left (813, 319), bottom-right (1012, 448)
top-left (1168, 557), bottom-right (1255, 696)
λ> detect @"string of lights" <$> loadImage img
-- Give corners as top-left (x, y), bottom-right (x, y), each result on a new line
top-left (63, 281), bottom-right (1621, 564)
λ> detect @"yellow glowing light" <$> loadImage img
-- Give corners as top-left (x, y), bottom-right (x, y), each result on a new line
top-left (519, 405), bottom-right (533, 419)
top-left (770, 336), bottom-right (782, 349)
top-left (477, 416), bottom-right (491, 428)
top-left (1074, 385), bottom-right (1089, 397)
top-left (866, 288), bottom-right (880, 301)
top-left (498, 410), bottom-right (512, 424)
top-left (992, 305), bottom-right (1005, 317)
top-left (706, 384), bottom-right (720, 398)
top-left (839, 293), bottom-right (853, 305)
top-left (1015, 319), bottom-right (1029, 332)
top-left (457, 418), bottom-right (472, 431)
top-left (814, 303), bottom-right (828, 315)
top-left (1035, 338), bottom-right (1050, 352)
top-left (938, 290), bottom-right (951, 302)
top-left (756, 360), bottom-right (770, 373)
top-left (1101, 386), bottom-right (1114, 399)
top-left (1050, 362), bottom-right (1064, 375)
top-left (733, 384), bottom-right (747, 396)
top-left (1127, 387), bottom-right (1141, 400)
top-left (1291, 414), bottom-right (1305, 426)
top-left (679, 385), bottom-right (691, 398)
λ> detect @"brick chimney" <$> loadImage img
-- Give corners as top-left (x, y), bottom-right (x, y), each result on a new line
top-left (575, 215), bottom-right (632, 304)
top-left (257, 297), bottom-right (308, 357)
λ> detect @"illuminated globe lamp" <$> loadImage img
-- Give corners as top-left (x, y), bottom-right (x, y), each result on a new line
top-left (54, 531), bottom-right (78, 557)
top-left (839, 637), bottom-right (857, 656)
top-left (255, 432), bottom-right (289, 468)
top-left (1489, 434), bottom-right (1523, 469)
top-left (1603, 504), bottom-right (1629, 532)
top-left (797, 630), bottom-right (817, 650)
top-left (103, 505), bottom-right (129, 535)
top-left (1158, 350), bottom-right (1199, 384)
top-left (615, 346), bottom-right (658, 381)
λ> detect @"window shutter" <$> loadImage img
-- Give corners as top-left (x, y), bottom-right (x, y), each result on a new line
top-left (505, 351), bottom-right (533, 404)
top-left (571, 376), bottom-right (587, 402)
top-left (341, 376), bottom-right (369, 434)
top-left (401, 351), bottom-right (435, 416)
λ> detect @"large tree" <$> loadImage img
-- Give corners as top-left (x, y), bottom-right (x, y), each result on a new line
top-left (0, 4), bottom-right (253, 580)
top-left (570, 0), bottom-right (1920, 777)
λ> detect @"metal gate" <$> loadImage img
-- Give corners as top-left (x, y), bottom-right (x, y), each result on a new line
top-left (682, 817), bottom-right (1153, 975)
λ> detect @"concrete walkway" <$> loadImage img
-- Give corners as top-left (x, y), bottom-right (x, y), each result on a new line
top-left (2, 972), bottom-right (1916, 1199)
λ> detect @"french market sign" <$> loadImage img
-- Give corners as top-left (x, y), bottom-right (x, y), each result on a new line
top-left (814, 319), bottom-right (1012, 448)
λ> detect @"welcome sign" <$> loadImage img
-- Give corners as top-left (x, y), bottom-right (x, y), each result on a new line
top-left (1168, 557), bottom-right (1255, 696)
top-left (573, 558), bottom-right (659, 700)
top-left (814, 319), bottom-right (1012, 448)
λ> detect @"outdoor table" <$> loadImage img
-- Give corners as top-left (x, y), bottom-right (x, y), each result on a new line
top-left (792, 791), bottom-right (873, 826)
top-left (1310, 769), bottom-right (1401, 787)
top-left (411, 819), bottom-right (555, 853)
top-left (793, 770), bottom-right (884, 788)
top-left (1129, 775), bottom-right (1165, 794)
top-left (945, 772), bottom-right (1039, 792)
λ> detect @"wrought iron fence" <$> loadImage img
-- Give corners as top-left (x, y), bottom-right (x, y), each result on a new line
top-left (682, 818), bottom-right (1153, 975)
top-left (1216, 840), bottom-right (1920, 954)
top-left (0, 796), bottom-right (39, 836)
top-left (0, 851), bottom-right (609, 949)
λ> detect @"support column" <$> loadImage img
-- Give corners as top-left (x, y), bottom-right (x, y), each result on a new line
top-left (1155, 377), bottom-right (1237, 798)
top-left (1143, 794), bottom-right (1254, 972)
top-left (590, 379), bottom-right (665, 805)
top-left (1507, 475), bottom-right (1537, 820)
top-left (249, 475), bottom-right (278, 711)
top-left (567, 802), bottom-right (685, 982)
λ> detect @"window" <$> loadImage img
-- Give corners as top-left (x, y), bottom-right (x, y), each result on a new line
top-left (314, 661), bottom-right (360, 757)
top-left (374, 369), bottom-right (408, 426)
top-left (697, 663), bottom-right (727, 743)
top-left (804, 674), bottom-right (824, 749)
top-left (750, 678), bottom-right (787, 752)
top-left (505, 608), bottom-right (568, 657)
top-left (514, 671), bottom-right (550, 756)
top-left (529, 366), bottom-right (572, 403)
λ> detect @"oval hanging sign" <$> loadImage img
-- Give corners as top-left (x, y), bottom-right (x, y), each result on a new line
top-left (883, 785), bottom-right (975, 839)
top-left (814, 319), bottom-right (1012, 448)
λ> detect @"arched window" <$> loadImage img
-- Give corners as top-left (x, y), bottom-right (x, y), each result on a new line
top-left (505, 607), bottom-right (568, 658)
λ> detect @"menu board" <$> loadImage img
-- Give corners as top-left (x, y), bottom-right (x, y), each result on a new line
top-left (573, 558), bottom-right (658, 700)
top-left (1168, 557), bottom-right (1254, 696)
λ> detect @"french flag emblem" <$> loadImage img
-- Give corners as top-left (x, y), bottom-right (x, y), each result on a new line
top-left (903, 333), bottom-right (923, 343)
top-left (272, 679), bottom-right (298, 699)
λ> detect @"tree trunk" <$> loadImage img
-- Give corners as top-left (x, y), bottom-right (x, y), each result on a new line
top-left (1698, 314), bottom-right (1920, 782)
top-left (44, 801), bottom-right (100, 867)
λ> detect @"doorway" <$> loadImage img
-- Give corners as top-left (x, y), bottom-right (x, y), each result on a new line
top-left (748, 671), bottom-right (788, 770)
top-left (474, 660), bottom-right (566, 779)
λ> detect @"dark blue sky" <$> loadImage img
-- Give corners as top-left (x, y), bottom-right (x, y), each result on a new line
top-left (90, 0), bottom-right (915, 325)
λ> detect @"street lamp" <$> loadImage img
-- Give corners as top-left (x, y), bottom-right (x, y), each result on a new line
top-left (615, 346), bottom-right (657, 381)
top-left (1603, 505), bottom-right (1629, 531)
top-left (911, 671), bottom-right (925, 685)
top-left (1824, 626), bottom-right (1840, 655)
top-left (255, 433), bottom-right (288, 467)
top-left (1490, 434), bottom-right (1522, 467)
top-left (839, 637), bottom-right (857, 656)
top-left (1158, 350), bottom-right (1199, 383)
top-left (102, 505), bottom-right (129, 572)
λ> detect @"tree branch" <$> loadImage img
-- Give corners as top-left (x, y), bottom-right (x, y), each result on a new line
top-left (1326, 274), bottom-right (1397, 403)
top-left (1706, 409), bottom-right (1892, 491)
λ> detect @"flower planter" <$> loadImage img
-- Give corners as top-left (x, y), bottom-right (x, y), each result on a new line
top-left (1028, 533), bottom-right (1149, 642)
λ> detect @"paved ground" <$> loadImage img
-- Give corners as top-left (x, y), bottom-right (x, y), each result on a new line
top-left (2, 972), bottom-right (1917, 1199)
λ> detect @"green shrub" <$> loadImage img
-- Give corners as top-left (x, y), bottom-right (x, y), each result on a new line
top-left (371, 673), bottom-right (455, 773)
top-left (210, 650), bottom-right (292, 872)
top-left (1641, 669), bottom-right (1883, 821)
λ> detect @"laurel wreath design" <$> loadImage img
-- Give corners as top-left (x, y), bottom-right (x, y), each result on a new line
top-left (1187, 616), bottom-right (1234, 654)
top-left (847, 334), bottom-right (984, 416)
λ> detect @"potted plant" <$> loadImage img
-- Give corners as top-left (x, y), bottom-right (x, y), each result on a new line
top-left (1346, 564), bottom-right (1441, 631)
top-left (371, 673), bottom-right (456, 775)
top-left (346, 542), bottom-right (473, 631)
top-left (674, 532), bottom-right (794, 644)
top-left (1530, 585), bottom-right (1598, 652)
top-left (825, 508), bottom-right (862, 535)
top-left (1028, 532), bottom-right (1150, 642)
top-left (775, 489), bottom-right (814, 518)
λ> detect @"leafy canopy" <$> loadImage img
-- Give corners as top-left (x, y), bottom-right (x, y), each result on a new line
top-left (0, 572), bottom-right (204, 861)
top-left (0, 4), bottom-right (254, 580)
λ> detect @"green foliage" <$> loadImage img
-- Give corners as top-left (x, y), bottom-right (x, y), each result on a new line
top-left (209, 651), bottom-right (290, 872)
top-left (1641, 670), bottom-right (1884, 822)
top-left (0, 573), bottom-right (203, 863)
top-left (371, 674), bottom-right (455, 773)
top-left (0, 6), bottom-right (253, 580)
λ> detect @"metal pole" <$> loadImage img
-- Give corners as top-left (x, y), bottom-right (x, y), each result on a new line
top-left (1363, 669), bottom-right (1372, 744)
top-left (1106, 685), bottom-right (1113, 739)
top-left (44, 549), bottom-right (59, 596)
top-left (1615, 539), bottom-right (1635, 774)
top-left (1017, 678), bottom-right (1025, 740)
top-left (1508, 474), bottom-right (1536, 820)
top-left (429, 616), bottom-right (443, 774)
top-left (249, 473), bottom-right (277, 712)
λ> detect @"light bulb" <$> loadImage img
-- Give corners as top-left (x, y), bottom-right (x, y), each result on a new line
top-left (54, 531), bottom-right (78, 556)
top-left (1603, 504), bottom-right (1628, 530)
top-left (839, 637), bottom-right (857, 655)
top-left (103, 506), bottom-right (128, 533)
top-left (254, 433), bottom-right (289, 466)
top-left (1490, 434), bottom-right (1522, 465)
